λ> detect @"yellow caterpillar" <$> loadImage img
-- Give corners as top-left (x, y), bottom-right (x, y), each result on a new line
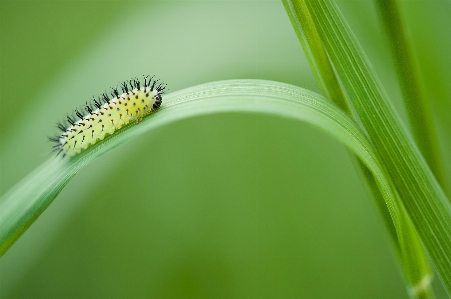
top-left (50, 76), bottom-right (166, 157)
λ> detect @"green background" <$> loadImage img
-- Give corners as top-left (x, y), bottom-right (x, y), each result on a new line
top-left (0, 1), bottom-right (449, 298)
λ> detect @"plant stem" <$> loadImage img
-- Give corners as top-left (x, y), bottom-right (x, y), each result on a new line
top-left (281, 1), bottom-right (441, 297)
top-left (281, 0), bottom-right (350, 115)
top-left (307, 1), bottom-right (451, 294)
top-left (376, 0), bottom-right (449, 197)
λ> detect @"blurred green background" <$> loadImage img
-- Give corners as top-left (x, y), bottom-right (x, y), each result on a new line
top-left (1, 1), bottom-right (450, 298)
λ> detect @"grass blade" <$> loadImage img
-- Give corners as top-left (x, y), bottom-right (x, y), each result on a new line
top-left (299, 0), bottom-right (451, 295)
top-left (0, 78), bottom-right (424, 289)
top-left (282, 2), bottom-right (435, 297)
top-left (376, 0), bottom-right (448, 196)
top-left (282, 0), bottom-right (349, 114)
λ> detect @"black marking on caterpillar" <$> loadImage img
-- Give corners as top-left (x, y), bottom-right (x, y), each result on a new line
top-left (50, 76), bottom-right (166, 158)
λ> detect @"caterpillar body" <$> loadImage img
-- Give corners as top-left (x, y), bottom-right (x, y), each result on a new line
top-left (50, 76), bottom-right (166, 158)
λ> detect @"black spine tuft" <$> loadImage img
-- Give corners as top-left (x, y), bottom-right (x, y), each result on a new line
top-left (143, 75), bottom-right (151, 87)
top-left (121, 81), bottom-right (129, 93)
top-left (48, 136), bottom-right (60, 143)
top-left (102, 93), bottom-right (110, 104)
top-left (93, 97), bottom-right (102, 109)
top-left (156, 83), bottom-right (167, 93)
top-left (150, 79), bottom-right (158, 91)
top-left (85, 101), bottom-right (93, 114)
top-left (75, 109), bottom-right (84, 119)
top-left (67, 115), bottom-right (75, 126)
top-left (57, 121), bottom-right (66, 132)
top-left (111, 87), bottom-right (119, 98)
top-left (129, 79), bottom-right (135, 89)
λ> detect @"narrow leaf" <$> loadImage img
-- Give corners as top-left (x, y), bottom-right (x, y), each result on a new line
top-left (304, 1), bottom-right (451, 294)
top-left (0, 79), bottom-right (424, 281)
top-left (377, 0), bottom-right (448, 195)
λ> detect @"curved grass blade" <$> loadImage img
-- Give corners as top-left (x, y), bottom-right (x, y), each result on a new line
top-left (0, 81), bottom-right (430, 298)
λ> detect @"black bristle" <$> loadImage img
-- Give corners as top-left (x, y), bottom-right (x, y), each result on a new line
top-left (121, 81), bottom-right (129, 93)
top-left (56, 121), bottom-right (66, 132)
top-left (93, 97), bottom-right (102, 109)
top-left (129, 79), bottom-right (136, 89)
top-left (51, 144), bottom-right (62, 150)
top-left (102, 93), bottom-right (110, 104)
top-left (111, 87), bottom-right (119, 98)
top-left (150, 79), bottom-right (157, 91)
top-left (85, 101), bottom-right (93, 114)
top-left (135, 78), bottom-right (141, 90)
top-left (75, 109), bottom-right (84, 119)
top-left (143, 75), bottom-right (151, 87)
top-left (156, 83), bottom-right (166, 93)
top-left (67, 115), bottom-right (75, 126)
top-left (48, 136), bottom-right (60, 143)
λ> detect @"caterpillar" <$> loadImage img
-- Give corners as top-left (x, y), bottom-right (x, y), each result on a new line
top-left (50, 76), bottom-right (166, 158)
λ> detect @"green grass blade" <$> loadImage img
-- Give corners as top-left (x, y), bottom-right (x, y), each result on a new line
top-left (376, 0), bottom-right (449, 196)
top-left (0, 78), bottom-right (423, 294)
top-left (281, 0), bottom-right (349, 114)
top-left (0, 158), bottom-right (78, 255)
top-left (282, 2), bottom-right (434, 297)
top-left (302, 1), bottom-right (451, 295)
